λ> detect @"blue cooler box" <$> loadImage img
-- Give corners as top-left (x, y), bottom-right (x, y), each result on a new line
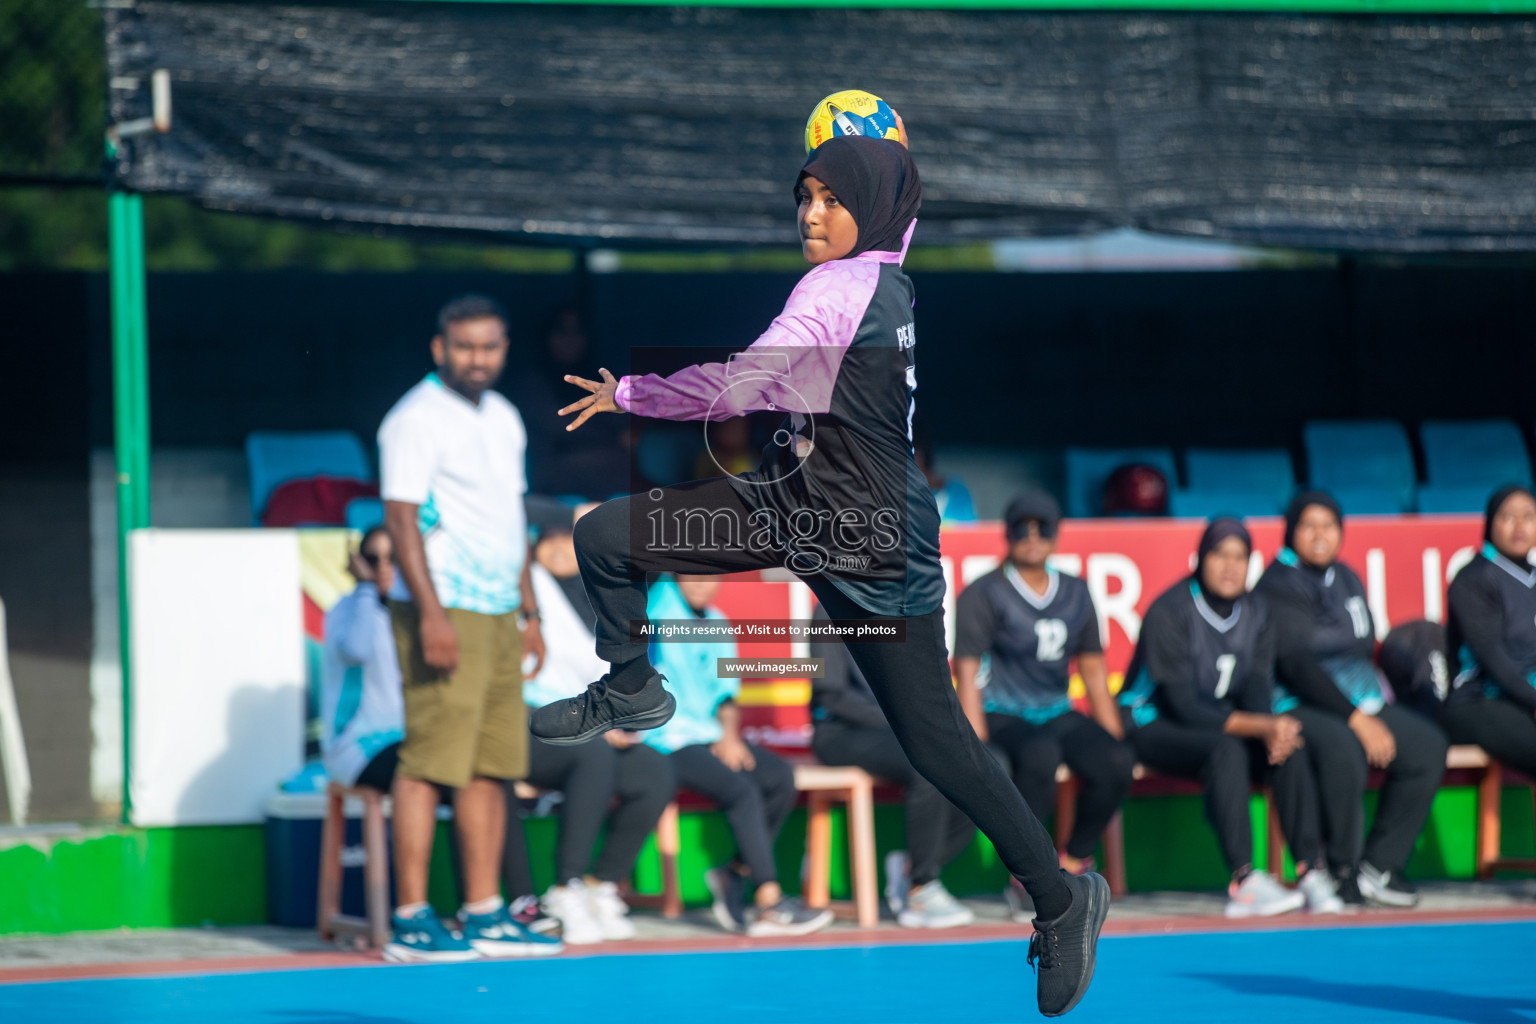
top-left (264, 792), bottom-right (395, 928)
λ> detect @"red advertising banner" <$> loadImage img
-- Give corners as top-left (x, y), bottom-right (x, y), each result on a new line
top-left (718, 515), bottom-right (1485, 744)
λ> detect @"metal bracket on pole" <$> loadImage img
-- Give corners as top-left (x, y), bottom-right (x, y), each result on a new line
top-left (106, 69), bottom-right (172, 148)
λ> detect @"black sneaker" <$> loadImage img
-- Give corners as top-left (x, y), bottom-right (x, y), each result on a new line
top-left (1029, 871), bottom-right (1110, 1018)
top-left (1333, 867), bottom-right (1366, 908)
top-left (705, 866), bottom-right (747, 932)
top-left (1358, 861), bottom-right (1419, 908)
top-left (529, 672), bottom-right (675, 745)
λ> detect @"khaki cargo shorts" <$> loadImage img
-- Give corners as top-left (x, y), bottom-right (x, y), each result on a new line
top-left (390, 603), bottom-right (528, 787)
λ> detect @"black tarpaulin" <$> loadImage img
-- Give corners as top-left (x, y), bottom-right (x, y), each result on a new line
top-left (105, 2), bottom-right (1536, 250)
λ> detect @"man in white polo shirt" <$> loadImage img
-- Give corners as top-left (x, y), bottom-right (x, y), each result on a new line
top-left (378, 294), bottom-right (557, 962)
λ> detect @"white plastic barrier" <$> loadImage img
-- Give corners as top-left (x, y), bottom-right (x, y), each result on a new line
top-left (0, 598), bottom-right (31, 826)
top-left (129, 529), bottom-right (304, 826)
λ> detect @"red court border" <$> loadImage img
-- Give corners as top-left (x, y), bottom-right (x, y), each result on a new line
top-left (4, 906), bottom-right (1534, 987)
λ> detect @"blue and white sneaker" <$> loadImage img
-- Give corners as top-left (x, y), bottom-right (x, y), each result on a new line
top-left (459, 903), bottom-right (565, 957)
top-left (382, 906), bottom-right (481, 963)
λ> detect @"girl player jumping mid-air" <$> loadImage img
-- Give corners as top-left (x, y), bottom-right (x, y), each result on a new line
top-left (530, 116), bottom-right (1109, 1017)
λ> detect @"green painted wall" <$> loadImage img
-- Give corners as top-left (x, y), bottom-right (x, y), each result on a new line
top-left (0, 826), bottom-right (266, 935)
top-left (619, 784), bottom-right (1536, 906)
top-left (3, 786), bottom-right (1531, 935)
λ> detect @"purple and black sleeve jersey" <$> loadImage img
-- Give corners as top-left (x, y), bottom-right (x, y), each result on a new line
top-left (612, 223), bottom-right (943, 618)
top-left (955, 566), bottom-right (1102, 723)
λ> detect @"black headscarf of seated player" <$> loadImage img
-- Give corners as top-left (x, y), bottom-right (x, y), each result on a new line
top-left (1283, 490), bottom-right (1343, 558)
top-left (1484, 484), bottom-right (1536, 550)
top-left (797, 136), bottom-right (921, 258)
top-left (1195, 517), bottom-right (1252, 617)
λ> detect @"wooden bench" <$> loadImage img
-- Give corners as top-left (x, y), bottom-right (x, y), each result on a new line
top-left (1459, 746), bottom-right (1536, 878)
top-left (797, 764), bottom-right (880, 927)
top-left (632, 763), bottom-right (883, 927)
top-left (319, 745), bottom-right (1531, 946)
top-left (1067, 745), bottom-right (1528, 895)
top-left (317, 782), bottom-right (391, 949)
top-left (315, 779), bottom-right (552, 949)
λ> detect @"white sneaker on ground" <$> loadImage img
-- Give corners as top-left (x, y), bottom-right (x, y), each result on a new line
top-left (1298, 868), bottom-right (1345, 914)
top-left (542, 879), bottom-right (605, 944)
top-left (586, 879), bottom-right (638, 940)
top-left (745, 897), bottom-right (834, 938)
top-left (884, 850), bottom-right (911, 917)
top-left (1004, 880), bottom-right (1034, 923)
top-left (896, 880), bottom-right (976, 929)
top-left (1358, 861), bottom-right (1420, 907)
top-left (1225, 870), bottom-right (1306, 919)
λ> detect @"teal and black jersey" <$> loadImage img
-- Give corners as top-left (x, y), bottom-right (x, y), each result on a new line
top-left (954, 564), bottom-right (1101, 723)
top-left (1119, 580), bottom-right (1275, 730)
top-left (1446, 545), bottom-right (1536, 712)
top-left (1254, 549), bottom-right (1383, 717)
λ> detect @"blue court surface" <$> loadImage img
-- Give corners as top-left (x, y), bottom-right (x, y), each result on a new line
top-left (5, 921), bottom-right (1534, 1024)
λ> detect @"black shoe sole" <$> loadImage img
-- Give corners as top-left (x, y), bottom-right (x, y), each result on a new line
top-left (1043, 871), bottom-right (1111, 1018)
top-left (533, 691), bottom-right (677, 746)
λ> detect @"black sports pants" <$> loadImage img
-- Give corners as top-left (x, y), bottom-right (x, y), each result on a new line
top-left (572, 477), bottom-right (1070, 916)
top-left (1442, 698), bottom-right (1536, 778)
top-left (812, 720), bottom-right (976, 886)
top-left (1291, 704), bottom-right (1448, 876)
top-left (1129, 717), bottom-right (1323, 876)
top-left (988, 711), bottom-right (1135, 861)
top-left (500, 739), bottom-right (676, 895)
top-left (671, 742), bottom-right (795, 885)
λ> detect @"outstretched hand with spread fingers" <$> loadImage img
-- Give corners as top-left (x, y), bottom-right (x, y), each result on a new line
top-left (559, 367), bottom-right (619, 431)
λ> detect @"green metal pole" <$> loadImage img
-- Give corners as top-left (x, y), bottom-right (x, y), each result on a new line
top-left (109, 188), bottom-right (150, 824)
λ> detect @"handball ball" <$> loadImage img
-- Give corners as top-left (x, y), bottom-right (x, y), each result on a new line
top-left (804, 90), bottom-right (900, 153)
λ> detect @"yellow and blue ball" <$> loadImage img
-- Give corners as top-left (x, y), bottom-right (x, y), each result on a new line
top-left (804, 90), bottom-right (900, 154)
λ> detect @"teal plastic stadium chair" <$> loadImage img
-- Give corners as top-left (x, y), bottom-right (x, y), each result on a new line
top-left (1302, 421), bottom-right (1415, 513)
top-left (1184, 448), bottom-right (1295, 511)
top-left (246, 431), bottom-right (372, 525)
top-left (1064, 447), bottom-right (1178, 518)
top-left (1420, 420), bottom-right (1531, 490)
top-left (1169, 489), bottom-right (1284, 519)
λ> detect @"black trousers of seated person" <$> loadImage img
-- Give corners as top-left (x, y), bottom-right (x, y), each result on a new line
top-left (671, 742), bottom-right (795, 886)
top-left (1442, 698), bottom-right (1536, 778)
top-left (571, 477), bottom-right (1072, 918)
top-left (1129, 717), bottom-right (1323, 877)
top-left (501, 739), bottom-right (676, 896)
top-left (812, 721), bottom-right (976, 887)
top-left (1290, 704), bottom-right (1448, 876)
top-left (988, 711), bottom-right (1136, 861)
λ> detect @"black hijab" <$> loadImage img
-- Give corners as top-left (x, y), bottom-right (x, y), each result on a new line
top-left (797, 136), bottom-right (921, 257)
top-left (1284, 490), bottom-right (1343, 559)
top-left (1195, 517), bottom-right (1252, 617)
top-left (1485, 484), bottom-right (1535, 548)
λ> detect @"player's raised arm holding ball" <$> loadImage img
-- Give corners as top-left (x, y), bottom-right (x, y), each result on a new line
top-left (533, 96), bottom-right (1108, 1017)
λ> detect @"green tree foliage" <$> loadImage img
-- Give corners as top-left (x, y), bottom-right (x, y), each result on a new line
top-left (0, 0), bottom-right (103, 177)
top-left (0, 1), bottom-right (573, 271)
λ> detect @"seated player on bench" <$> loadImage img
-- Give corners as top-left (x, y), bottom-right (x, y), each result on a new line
top-left (644, 574), bottom-right (833, 938)
top-left (1119, 518), bottom-right (1340, 918)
